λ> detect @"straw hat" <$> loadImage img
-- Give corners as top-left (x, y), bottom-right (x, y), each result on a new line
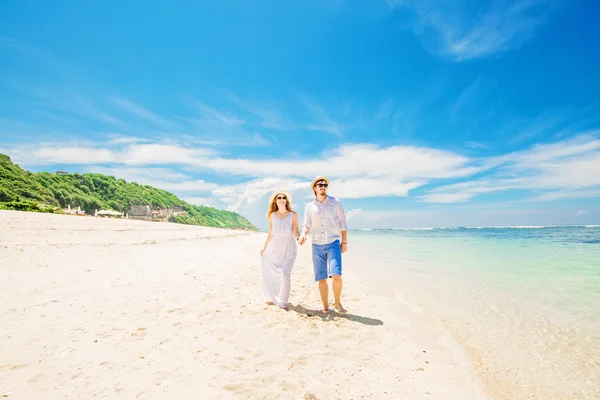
top-left (268, 190), bottom-right (292, 206)
top-left (310, 175), bottom-right (330, 188)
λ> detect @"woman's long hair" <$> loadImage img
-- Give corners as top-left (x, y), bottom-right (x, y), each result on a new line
top-left (266, 193), bottom-right (292, 219)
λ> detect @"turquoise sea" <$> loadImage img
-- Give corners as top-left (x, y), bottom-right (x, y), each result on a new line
top-left (348, 225), bottom-right (600, 399)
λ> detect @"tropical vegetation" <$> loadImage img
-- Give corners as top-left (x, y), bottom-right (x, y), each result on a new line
top-left (0, 153), bottom-right (256, 230)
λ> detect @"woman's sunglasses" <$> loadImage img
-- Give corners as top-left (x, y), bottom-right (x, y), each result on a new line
top-left (277, 196), bottom-right (287, 200)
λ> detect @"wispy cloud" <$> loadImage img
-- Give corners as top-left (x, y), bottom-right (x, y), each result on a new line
top-left (194, 100), bottom-right (246, 126)
top-left (0, 35), bottom-right (72, 72)
top-left (110, 96), bottom-right (174, 129)
top-left (422, 132), bottom-right (600, 203)
top-left (78, 98), bottom-right (127, 127)
top-left (374, 98), bottom-right (395, 121)
top-left (451, 76), bottom-right (484, 116)
top-left (389, 0), bottom-right (556, 60)
top-left (532, 190), bottom-right (600, 202)
top-left (105, 134), bottom-right (152, 145)
top-left (225, 92), bottom-right (352, 135)
top-left (223, 91), bottom-right (291, 130)
top-left (508, 107), bottom-right (577, 144)
top-left (19, 88), bottom-right (128, 129)
top-left (465, 141), bottom-right (490, 150)
top-left (304, 99), bottom-right (346, 136)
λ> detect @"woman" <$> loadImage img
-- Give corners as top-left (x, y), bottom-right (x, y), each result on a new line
top-left (260, 190), bottom-right (299, 309)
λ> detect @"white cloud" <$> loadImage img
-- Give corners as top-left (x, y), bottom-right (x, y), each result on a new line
top-left (531, 189), bottom-right (600, 202)
top-left (346, 208), bottom-right (364, 221)
top-left (219, 178), bottom-right (309, 213)
top-left (34, 146), bottom-right (116, 164)
top-left (510, 134), bottom-right (600, 166)
top-left (7, 143), bottom-right (217, 166)
top-left (106, 135), bottom-right (151, 145)
top-left (390, 0), bottom-right (555, 60)
top-left (332, 178), bottom-right (425, 199)
top-left (86, 166), bottom-right (190, 182)
top-left (212, 177), bottom-right (312, 231)
top-left (424, 133), bottom-right (600, 203)
top-left (82, 166), bottom-right (219, 195)
top-left (203, 143), bottom-right (481, 182)
top-left (121, 144), bottom-right (215, 166)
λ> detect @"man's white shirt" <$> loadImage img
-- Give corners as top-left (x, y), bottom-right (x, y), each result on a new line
top-left (302, 196), bottom-right (348, 245)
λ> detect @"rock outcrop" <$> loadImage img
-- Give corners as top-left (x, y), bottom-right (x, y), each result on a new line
top-left (128, 205), bottom-right (188, 222)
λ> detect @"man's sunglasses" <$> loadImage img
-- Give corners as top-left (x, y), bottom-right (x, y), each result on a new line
top-left (315, 183), bottom-right (328, 187)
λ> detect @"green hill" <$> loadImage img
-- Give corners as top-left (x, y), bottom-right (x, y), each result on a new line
top-left (0, 153), bottom-right (256, 230)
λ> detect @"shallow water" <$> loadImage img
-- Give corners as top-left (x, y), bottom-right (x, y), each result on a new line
top-left (349, 226), bottom-right (600, 399)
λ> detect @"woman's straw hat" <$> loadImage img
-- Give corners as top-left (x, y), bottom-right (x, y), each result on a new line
top-left (268, 190), bottom-right (292, 206)
top-left (310, 175), bottom-right (330, 188)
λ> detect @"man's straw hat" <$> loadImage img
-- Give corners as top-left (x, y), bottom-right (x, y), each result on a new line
top-left (310, 175), bottom-right (330, 188)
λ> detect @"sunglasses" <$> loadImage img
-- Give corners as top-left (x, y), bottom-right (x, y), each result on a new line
top-left (315, 183), bottom-right (328, 187)
top-left (276, 196), bottom-right (287, 200)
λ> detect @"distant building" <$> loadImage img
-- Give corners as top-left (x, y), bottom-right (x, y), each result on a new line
top-left (56, 170), bottom-right (69, 175)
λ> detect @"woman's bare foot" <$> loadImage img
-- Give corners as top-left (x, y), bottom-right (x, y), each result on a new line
top-left (334, 303), bottom-right (347, 313)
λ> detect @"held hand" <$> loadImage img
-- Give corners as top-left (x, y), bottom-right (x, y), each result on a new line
top-left (297, 236), bottom-right (306, 246)
top-left (340, 242), bottom-right (347, 254)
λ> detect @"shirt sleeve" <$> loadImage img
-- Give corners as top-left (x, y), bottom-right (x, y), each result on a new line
top-left (335, 199), bottom-right (347, 231)
top-left (302, 204), bottom-right (312, 230)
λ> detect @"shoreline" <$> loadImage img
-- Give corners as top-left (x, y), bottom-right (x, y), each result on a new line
top-left (1, 211), bottom-right (485, 399)
top-left (347, 233), bottom-right (600, 400)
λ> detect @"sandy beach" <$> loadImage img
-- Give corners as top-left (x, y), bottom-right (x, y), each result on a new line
top-left (1, 211), bottom-right (485, 400)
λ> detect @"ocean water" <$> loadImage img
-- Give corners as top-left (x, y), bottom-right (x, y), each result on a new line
top-left (348, 226), bottom-right (600, 399)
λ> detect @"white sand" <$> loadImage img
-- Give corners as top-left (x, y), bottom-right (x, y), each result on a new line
top-left (1, 211), bottom-right (486, 399)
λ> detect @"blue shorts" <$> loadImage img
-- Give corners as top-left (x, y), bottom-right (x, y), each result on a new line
top-left (312, 240), bottom-right (342, 281)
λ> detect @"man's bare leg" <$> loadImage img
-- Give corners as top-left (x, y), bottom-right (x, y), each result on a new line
top-left (332, 275), bottom-right (346, 313)
top-left (318, 279), bottom-right (329, 311)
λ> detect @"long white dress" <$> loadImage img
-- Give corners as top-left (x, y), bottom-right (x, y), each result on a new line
top-left (261, 213), bottom-right (297, 308)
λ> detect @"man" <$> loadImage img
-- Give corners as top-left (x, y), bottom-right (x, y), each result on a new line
top-left (298, 176), bottom-right (348, 313)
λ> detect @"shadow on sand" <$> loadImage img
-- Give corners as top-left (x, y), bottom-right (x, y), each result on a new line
top-left (286, 303), bottom-right (383, 326)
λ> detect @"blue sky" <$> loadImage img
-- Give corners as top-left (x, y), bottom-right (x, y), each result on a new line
top-left (1, 0), bottom-right (599, 230)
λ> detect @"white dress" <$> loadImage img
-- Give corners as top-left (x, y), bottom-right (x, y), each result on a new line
top-left (261, 212), bottom-right (297, 308)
